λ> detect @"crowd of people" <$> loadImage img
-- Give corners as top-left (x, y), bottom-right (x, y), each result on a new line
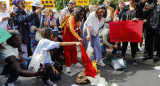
top-left (0, 0), bottom-right (160, 86)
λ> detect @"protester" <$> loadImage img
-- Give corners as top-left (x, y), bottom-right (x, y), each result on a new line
top-left (0, 30), bottom-right (45, 86)
top-left (51, 34), bottom-right (64, 65)
top-left (12, 0), bottom-right (41, 57)
top-left (28, 0), bottom-right (45, 53)
top-left (62, 6), bottom-right (86, 73)
top-left (0, 1), bottom-right (16, 30)
top-left (33, 28), bottom-right (82, 85)
top-left (49, 9), bottom-right (57, 35)
top-left (83, 5), bottom-right (107, 67)
top-left (103, 0), bottom-right (115, 29)
top-left (116, 0), bottom-right (146, 66)
top-left (143, 0), bottom-right (160, 62)
top-left (59, 0), bottom-right (76, 24)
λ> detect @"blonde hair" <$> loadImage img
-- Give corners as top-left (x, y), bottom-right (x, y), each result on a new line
top-left (0, 1), bottom-right (4, 5)
top-left (42, 8), bottom-right (49, 16)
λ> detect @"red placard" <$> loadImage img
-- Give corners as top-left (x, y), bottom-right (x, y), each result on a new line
top-left (109, 20), bottom-right (143, 43)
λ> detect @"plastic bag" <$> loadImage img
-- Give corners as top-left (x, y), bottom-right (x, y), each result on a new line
top-left (111, 58), bottom-right (127, 71)
top-left (28, 53), bottom-right (46, 72)
top-left (86, 42), bottom-right (93, 59)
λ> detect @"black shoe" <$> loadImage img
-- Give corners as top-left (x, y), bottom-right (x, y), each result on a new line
top-left (153, 57), bottom-right (160, 63)
top-left (131, 59), bottom-right (138, 66)
top-left (143, 56), bottom-right (153, 60)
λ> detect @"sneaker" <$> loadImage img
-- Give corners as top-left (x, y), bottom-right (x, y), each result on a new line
top-left (45, 79), bottom-right (57, 86)
top-left (4, 82), bottom-right (14, 86)
top-left (138, 47), bottom-right (143, 52)
top-left (74, 63), bottom-right (83, 68)
top-left (131, 59), bottom-right (137, 66)
top-left (153, 57), bottom-right (160, 63)
top-left (143, 56), bottom-right (153, 60)
top-left (14, 77), bottom-right (21, 83)
top-left (66, 67), bottom-right (71, 73)
top-left (98, 60), bottom-right (106, 67)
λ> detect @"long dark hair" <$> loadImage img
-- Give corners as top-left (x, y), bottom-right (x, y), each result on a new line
top-left (32, 6), bottom-right (40, 28)
top-left (74, 6), bottom-right (86, 22)
top-left (96, 5), bottom-right (107, 18)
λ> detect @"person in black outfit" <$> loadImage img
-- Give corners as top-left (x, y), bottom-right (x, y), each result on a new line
top-left (143, 0), bottom-right (160, 62)
top-left (116, 0), bottom-right (146, 66)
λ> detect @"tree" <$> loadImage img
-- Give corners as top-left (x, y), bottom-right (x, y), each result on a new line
top-left (55, 0), bottom-right (69, 11)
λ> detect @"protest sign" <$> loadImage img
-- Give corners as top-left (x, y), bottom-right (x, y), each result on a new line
top-left (41, 0), bottom-right (54, 9)
top-left (109, 20), bottom-right (143, 43)
top-left (9, 0), bottom-right (13, 7)
top-left (76, 0), bottom-right (89, 6)
top-left (0, 28), bottom-right (11, 44)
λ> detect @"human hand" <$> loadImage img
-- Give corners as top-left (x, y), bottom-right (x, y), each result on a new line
top-left (78, 38), bottom-right (83, 42)
top-left (86, 35), bottom-right (90, 41)
top-left (132, 18), bottom-right (138, 21)
top-left (10, 12), bottom-right (17, 17)
top-left (115, 18), bottom-right (119, 21)
top-left (112, 45), bottom-right (118, 49)
top-left (76, 42), bottom-right (82, 46)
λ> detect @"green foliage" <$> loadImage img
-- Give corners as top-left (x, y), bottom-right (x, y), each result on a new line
top-left (55, 0), bottom-right (127, 11)
top-left (55, 0), bottom-right (69, 11)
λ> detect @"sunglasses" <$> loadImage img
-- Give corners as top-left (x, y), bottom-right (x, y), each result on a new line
top-left (3, 4), bottom-right (6, 6)
top-left (69, 2), bottom-right (75, 5)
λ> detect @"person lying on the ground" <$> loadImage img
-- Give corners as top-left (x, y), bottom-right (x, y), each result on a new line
top-left (0, 30), bottom-right (45, 86)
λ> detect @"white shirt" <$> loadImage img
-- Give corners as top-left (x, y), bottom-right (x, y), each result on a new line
top-left (106, 8), bottom-right (112, 22)
top-left (0, 42), bottom-right (19, 74)
top-left (34, 38), bottom-right (59, 64)
top-left (0, 11), bottom-right (10, 31)
top-left (84, 11), bottom-right (105, 36)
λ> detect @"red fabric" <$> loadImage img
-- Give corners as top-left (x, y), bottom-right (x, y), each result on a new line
top-left (63, 27), bottom-right (78, 67)
top-left (81, 43), bottom-right (96, 78)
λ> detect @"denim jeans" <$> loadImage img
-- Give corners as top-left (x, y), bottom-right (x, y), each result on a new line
top-left (101, 45), bottom-right (107, 55)
top-left (20, 57), bottom-right (31, 70)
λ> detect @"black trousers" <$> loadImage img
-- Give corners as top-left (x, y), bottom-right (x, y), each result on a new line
top-left (122, 42), bottom-right (138, 58)
top-left (1, 65), bottom-right (19, 83)
top-left (43, 63), bottom-right (61, 83)
top-left (146, 29), bottom-right (160, 57)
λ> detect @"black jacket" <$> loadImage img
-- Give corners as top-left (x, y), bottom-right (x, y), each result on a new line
top-left (118, 3), bottom-right (145, 20)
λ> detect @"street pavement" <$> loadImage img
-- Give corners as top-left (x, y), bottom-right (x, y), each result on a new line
top-left (1, 50), bottom-right (160, 86)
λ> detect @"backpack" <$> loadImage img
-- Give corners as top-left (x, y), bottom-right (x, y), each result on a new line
top-left (150, 5), bottom-right (160, 30)
top-left (59, 15), bottom-right (71, 30)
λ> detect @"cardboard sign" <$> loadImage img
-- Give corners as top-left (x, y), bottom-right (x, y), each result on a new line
top-left (41, 0), bottom-right (54, 9)
top-left (9, 0), bottom-right (13, 7)
top-left (109, 20), bottom-right (143, 43)
top-left (76, 0), bottom-right (89, 6)
top-left (0, 28), bottom-right (11, 44)
top-left (26, 1), bottom-right (33, 10)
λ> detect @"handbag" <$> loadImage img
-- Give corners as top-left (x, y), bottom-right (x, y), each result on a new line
top-left (28, 52), bottom-right (46, 72)
top-left (35, 31), bottom-right (42, 41)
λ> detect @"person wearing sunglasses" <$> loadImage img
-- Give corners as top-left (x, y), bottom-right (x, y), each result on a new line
top-left (83, 5), bottom-right (107, 67)
top-left (62, 6), bottom-right (86, 73)
top-left (59, 0), bottom-right (76, 24)
top-left (0, 1), bottom-right (16, 31)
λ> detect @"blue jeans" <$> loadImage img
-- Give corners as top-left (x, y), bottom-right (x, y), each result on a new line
top-left (101, 45), bottom-right (107, 55)
top-left (20, 57), bottom-right (31, 70)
